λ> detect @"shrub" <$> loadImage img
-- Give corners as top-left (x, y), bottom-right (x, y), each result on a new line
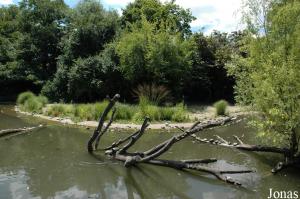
top-left (145, 105), bottom-right (161, 121)
top-left (114, 103), bottom-right (137, 120)
top-left (23, 97), bottom-right (44, 113)
top-left (213, 100), bottom-right (228, 116)
top-left (37, 95), bottom-right (49, 106)
top-left (132, 112), bottom-right (144, 122)
top-left (46, 104), bottom-right (74, 117)
top-left (171, 102), bottom-right (188, 122)
top-left (17, 91), bottom-right (49, 113)
top-left (133, 84), bottom-right (171, 105)
top-left (74, 104), bottom-right (94, 121)
top-left (17, 91), bottom-right (35, 105)
top-left (93, 101), bottom-right (109, 120)
top-left (160, 107), bottom-right (175, 121)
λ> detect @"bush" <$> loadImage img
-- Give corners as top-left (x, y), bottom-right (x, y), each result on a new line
top-left (46, 104), bottom-right (74, 117)
top-left (17, 91), bottom-right (49, 113)
top-left (160, 107), bottom-right (175, 121)
top-left (23, 97), bottom-right (43, 113)
top-left (93, 101), bottom-right (109, 120)
top-left (114, 103), bottom-right (137, 120)
top-left (37, 95), bottom-right (49, 106)
top-left (213, 100), bottom-right (228, 116)
top-left (133, 84), bottom-right (171, 105)
top-left (17, 91), bottom-right (35, 105)
top-left (74, 104), bottom-right (94, 121)
top-left (171, 102), bottom-right (188, 122)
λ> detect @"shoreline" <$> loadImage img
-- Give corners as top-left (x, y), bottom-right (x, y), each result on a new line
top-left (15, 105), bottom-right (249, 130)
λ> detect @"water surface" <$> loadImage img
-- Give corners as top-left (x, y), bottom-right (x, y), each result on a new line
top-left (0, 105), bottom-right (299, 199)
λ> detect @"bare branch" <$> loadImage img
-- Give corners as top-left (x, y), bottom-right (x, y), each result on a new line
top-left (233, 135), bottom-right (244, 144)
top-left (118, 117), bottom-right (150, 154)
top-left (87, 94), bottom-right (120, 153)
top-left (0, 125), bottom-right (44, 138)
top-left (95, 108), bottom-right (117, 150)
top-left (103, 129), bottom-right (140, 151)
top-left (192, 134), bottom-right (290, 155)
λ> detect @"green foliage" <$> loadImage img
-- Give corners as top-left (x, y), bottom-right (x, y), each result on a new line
top-left (17, 91), bottom-right (48, 113)
top-left (213, 100), bottom-right (228, 116)
top-left (231, 0), bottom-right (300, 146)
top-left (115, 103), bottom-right (138, 121)
top-left (1, 0), bottom-right (237, 103)
top-left (133, 99), bottom-right (188, 122)
top-left (133, 84), bottom-right (170, 105)
top-left (46, 104), bottom-right (74, 117)
top-left (116, 19), bottom-right (193, 97)
top-left (23, 97), bottom-right (43, 113)
top-left (17, 91), bottom-right (35, 105)
top-left (18, 0), bottom-right (68, 84)
top-left (121, 0), bottom-right (195, 37)
top-left (185, 31), bottom-right (243, 102)
top-left (41, 0), bottom-right (121, 102)
top-left (18, 88), bottom-right (189, 122)
top-left (171, 102), bottom-right (188, 122)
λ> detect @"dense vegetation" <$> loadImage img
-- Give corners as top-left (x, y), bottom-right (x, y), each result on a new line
top-left (17, 91), bottom-right (189, 122)
top-left (3, 0), bottom-right (299, 148)
top-left (228, 0), bottom-right (300, 151)
top-left (0, 0), bottom-right (244, 103)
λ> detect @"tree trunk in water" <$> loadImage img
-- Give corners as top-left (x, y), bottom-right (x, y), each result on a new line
top-left (87, 94), bottom-right (254, 186)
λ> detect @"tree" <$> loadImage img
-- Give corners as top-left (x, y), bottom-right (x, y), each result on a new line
top-left (185, 31), bottom-right (244, 102)
top-left (17, 0), bottom-right (69, 86)
top-left (0, 5), bottom-right (35, 99)
top-left (227, 0), bottom-right (300, 170)
top-left (116, 19), bottom-right (193, 99)
top-left (121, 0), bottom-right (195, 37)
top-left (42, 0), bottom-right (121, 102)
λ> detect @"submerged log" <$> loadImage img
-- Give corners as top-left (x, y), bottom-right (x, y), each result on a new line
top-left (87, 94), bottom-right (254, 186)
top-left (191, 132), bottom-right (300, 173)
top-left (0, 125), bottom-right (43, 138)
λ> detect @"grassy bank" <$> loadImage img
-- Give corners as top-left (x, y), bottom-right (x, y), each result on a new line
top-left (17, 92), bottom-right (190, 123)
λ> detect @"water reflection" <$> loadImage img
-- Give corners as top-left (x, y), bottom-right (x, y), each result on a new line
top-left (1, 105), bottom-right (300, 199)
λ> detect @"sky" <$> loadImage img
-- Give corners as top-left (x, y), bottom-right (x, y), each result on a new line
top-left (0, 0), bottom-right (244, 34)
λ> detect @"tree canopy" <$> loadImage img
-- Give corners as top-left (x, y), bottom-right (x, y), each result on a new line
top-left (0, 0), bottom-right (238, 103)
top-left (228, 0), bottom-right (300, 149)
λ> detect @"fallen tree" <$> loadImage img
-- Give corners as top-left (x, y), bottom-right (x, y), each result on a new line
top-left (191, 132), bottom-right (300, 173)
top-left (0, 125), bottom-right (43, 139)
top-left (87, 94), bottom-right (254, 186)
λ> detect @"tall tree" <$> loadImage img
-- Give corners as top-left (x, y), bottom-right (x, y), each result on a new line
top-left (17, 0), bottom-right (68, 86)
top-left (42, 0), bottom-right (121, 102)
top-left (116, 19), bottom-right (193, 98)
top-left (228, 0), bottom-right (300, 162)
top-left (121, 0), bottom-right (195, 37)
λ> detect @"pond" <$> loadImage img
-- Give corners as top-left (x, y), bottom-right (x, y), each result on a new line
top-left (0, 105), bottom-right (300, 199)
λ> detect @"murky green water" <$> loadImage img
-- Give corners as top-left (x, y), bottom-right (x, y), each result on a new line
top-left (0, 105), bottom-right (299, 199)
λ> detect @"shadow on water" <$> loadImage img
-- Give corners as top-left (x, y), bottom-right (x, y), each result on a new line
top-left (0, 105), bottom-right (300, 199)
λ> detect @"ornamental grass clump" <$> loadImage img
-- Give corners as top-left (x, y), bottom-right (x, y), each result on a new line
top-left (213, 100), bottom-right (228, 116)
top-left (17, 91), bottom-right (48, 113)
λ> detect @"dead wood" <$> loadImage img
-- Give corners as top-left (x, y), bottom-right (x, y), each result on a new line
top-left (0, 125), bottom-right (43, 138)
top-left (87, 94), bottom-right (254, 186)
top-left (191, 132), bottom-right (299, 173)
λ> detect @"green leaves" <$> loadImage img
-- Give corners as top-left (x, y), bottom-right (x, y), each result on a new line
top-left (116, 19), bottom-right (192, 95)
top-left (232, 0), bottom-right (300, 146)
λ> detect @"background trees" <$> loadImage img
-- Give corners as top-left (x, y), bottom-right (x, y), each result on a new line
top-left (116, 19), bottom-right (192, 99)
top-left (0, 0), bottom-right (238, 103)
top-left (41, 0), bottom-right (120, 102)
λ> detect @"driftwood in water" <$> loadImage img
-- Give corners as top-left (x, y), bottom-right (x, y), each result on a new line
top-left (0, 125), bottom-right (43, 139)
top-left (191, 131), bottom-right (300, 173)
top-left (87, 94), bottom-right (254, 186)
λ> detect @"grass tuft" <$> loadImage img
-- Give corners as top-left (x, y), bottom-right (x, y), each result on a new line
top-left (213, 100), bottom-right (228, 116)
top-left (17, 91), bottom-right (48, 113)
